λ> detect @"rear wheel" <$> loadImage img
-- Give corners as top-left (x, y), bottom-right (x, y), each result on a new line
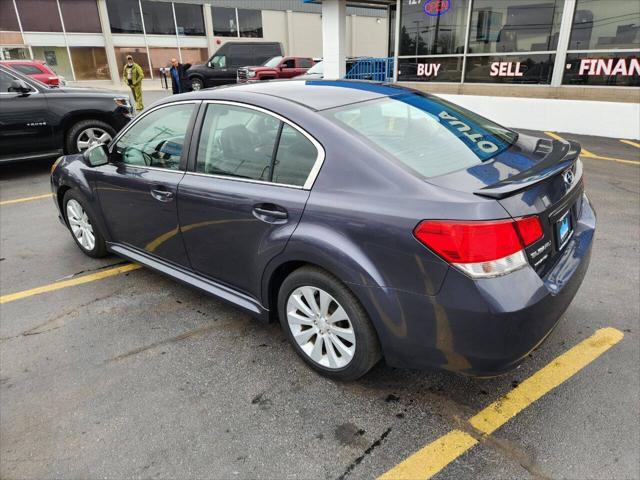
top-left (278, 266), bottom-right (381, 380)
top-left (63, 190), bottom-right (107, 258)
top-left (65, 119), bottom-right (115, 154)
top-left (190, 77), bottom-right (204, 90)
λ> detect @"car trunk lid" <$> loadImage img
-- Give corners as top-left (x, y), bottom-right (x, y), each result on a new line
top-left (427, 132), bottom-right (584, 276)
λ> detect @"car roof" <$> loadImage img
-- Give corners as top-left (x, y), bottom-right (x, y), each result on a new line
top-left (0, 59), bottom-right (45, 64)
top-left (190, 79), bottom-right (408, 111)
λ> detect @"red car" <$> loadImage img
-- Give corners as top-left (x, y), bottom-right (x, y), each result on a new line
top-left (237, 56), bottom-right (315, 83)
top-left (0, 59), bottom-right (61, 86)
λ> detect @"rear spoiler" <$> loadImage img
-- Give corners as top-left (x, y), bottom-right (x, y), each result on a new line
top-left (474, 139), bottom-right (581, 199)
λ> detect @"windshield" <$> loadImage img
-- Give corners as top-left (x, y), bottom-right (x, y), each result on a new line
top-left (305, 61), bottom-right (323, 74)
top-left (263, 56), bottom-right (283, 67)
top-left (323, 94), bottom-right (518, 179)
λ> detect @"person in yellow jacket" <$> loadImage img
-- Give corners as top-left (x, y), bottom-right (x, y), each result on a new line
top-left (122, 55), bottom-right (144, 112)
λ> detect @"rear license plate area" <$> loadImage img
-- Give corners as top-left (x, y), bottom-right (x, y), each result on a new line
top-left (555, 209), bottom-right (574, 250)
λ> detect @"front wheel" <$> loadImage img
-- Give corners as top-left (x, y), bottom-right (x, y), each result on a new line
top-left (63, 190), bottom-right (107, 258)
top-left (190, 77), bottom-right (204, 91)
top-left (65, 119), bottom-right (116, 154)
top-left (278, 266), bottom-right (381, 380)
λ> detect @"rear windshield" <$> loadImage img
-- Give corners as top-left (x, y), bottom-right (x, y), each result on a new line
top-left (322, 94), bottom-right (518, 178)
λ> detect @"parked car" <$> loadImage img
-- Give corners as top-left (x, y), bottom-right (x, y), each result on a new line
top-left (237, 56), bottom-right (315, 82)
top-left (292, 58), bottom-right (358, 80)
top-left (187, 42), bottom-right (283, 90)
top-left (0, 59), bottom-right (62, 86)
top-left (0, 64), bottom-right (132, 163)
top-left (50, 80), bottom-right (594, 380)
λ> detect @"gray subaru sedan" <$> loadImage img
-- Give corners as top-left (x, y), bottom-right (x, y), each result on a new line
top-left (50, 80), bottom-right (595, 380)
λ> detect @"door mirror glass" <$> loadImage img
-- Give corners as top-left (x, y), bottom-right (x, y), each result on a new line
top-left (8, 79), bottom-right (32, 94)
top-left (83, 144), bottom-right (109, 167)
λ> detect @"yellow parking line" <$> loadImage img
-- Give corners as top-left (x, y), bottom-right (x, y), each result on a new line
top-left (620, 139), bottom-right (640, 149)
top-left (0, 263), bottom-right (141, 304)
top-left (544, 132), bottom-right (639, 166)
top-left (379, 327), bottom-right (624, 480)
top-left (0, 193), bottom-right (53, 206)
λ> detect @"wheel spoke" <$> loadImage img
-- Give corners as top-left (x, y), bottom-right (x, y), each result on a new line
top-left (293, 327), bottom-right (317, 345)
top-left (97, 132), bottom-right (111, 143)
top-left (331, 325), bottom-right (355, 344)
top-left (287, 311), bottom-right (314, 326)
top-left (291, 293), bottom-right (315, 318)
top-left (329, 333), bottom-right (354, 359)
top-left (309, 334), bottom-right (324, 362)
top-left (301, 287), bottom-right (320, 315)
top-left (327, 305), bottom-right (348, 324)
top-left (324, 337), bottom-right (340, 368)
top-left (319, 290), bottom-right (332, 317)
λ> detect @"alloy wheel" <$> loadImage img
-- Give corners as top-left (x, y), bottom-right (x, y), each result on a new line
top-left (76, 127), bottom-right (112, 152)
top-left (66, 199), bottom-right (95, 251)
top-left (286, 286), bottom-right (356, 369)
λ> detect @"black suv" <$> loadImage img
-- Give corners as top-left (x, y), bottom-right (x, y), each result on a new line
top-left (187, 42), bottom-right (283, 90)
top-left (0, 64), bottom-right (132, 163)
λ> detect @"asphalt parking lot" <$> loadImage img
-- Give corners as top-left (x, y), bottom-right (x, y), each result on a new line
top-left (1, 89), bottom-right (639, 480)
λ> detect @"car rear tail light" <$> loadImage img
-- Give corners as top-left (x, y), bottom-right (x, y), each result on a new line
top-left (414, 216), bottom-right (543, 278)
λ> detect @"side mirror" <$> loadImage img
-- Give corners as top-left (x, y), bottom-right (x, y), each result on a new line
top-left (207, 61), bottom-right (213, 68)
top-left (8, 79), bottom-right (32, 94)
top-left (83, 144), bottom-right (109, 167)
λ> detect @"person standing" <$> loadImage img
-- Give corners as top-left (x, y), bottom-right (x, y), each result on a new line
top-left (122, 55), bottom-right (144, 112)
top-left (169, 58), bottom-right (192, 94)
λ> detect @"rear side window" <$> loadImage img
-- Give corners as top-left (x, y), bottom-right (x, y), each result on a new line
top-left (12, 64), bottom-right (42, 75)
top-left (323, 95), bottom-right (518, 178)
top-left (196, 103), bottom-right (318, 187)
top-left (272, 125), bottom-right (317, 186)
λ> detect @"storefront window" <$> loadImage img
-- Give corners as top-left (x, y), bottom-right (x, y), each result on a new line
top-left (70, 47), bottom-right (110, 80)
top-left (0, 0), bottom-right (20, 31)
top-left (59, 0), bottom-right (101, 33)
top-left (141, 0), bottom-right (175, 35)
top-left (397, 56), bottom-right (463, 82)
top-left (212, 7), bottom-right (237, 37)
top-left (148, 47), bottom-right (179, 75)
top-left (563, 52), bottom-right (639, 87)
top-left (108, 0), bottom-right (144, 34)
top-left (468, 0), bottom-right (563, 53)
top-left (465, 53), bottom-right (555, 84)
top-left (569, 0), bottom-right (639, 51)
top-left (179, 48), bottom-right (209, 65)
top-left (238, 9), bottom-right (262, 38)
top-left (16, 0), bottom-right (63, 32)
top-left (399, 0), bottom-right (469, 55)
top-left (114, 47), bottom-right (151, 78)
top-left (31, 46), bottom-right (73, 79)
top-left (174, 3), bottom-right (205, 36)
top-left (1, 47), bottom-right (29, 60)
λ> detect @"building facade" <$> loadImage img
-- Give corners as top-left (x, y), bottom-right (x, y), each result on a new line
top-left (0, 0), bottom-right (388, 83)
top-left (392, 0), bottom-right (639, 101)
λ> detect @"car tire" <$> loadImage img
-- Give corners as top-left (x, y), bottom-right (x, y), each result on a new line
top-left (278, 266), bottom-right (381, 380)
top-left (63, 190), bottom-right (108, 258)
top-left (65, 119), bottom-right (116, 154)
top-left (190, 77), bottom-right (204, 91)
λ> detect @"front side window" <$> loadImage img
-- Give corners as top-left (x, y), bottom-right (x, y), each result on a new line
top-left (323, 95), bottom-right (517, 179)
top-left (196, 104), bottom-right (318, 187)
top-left (282, 58), bottom-right (295, 69)
top-left (469, 0), bottom-right (564, 53)
top-left (0, 69), bottom-right (16, 92)
top-left (210, 55), bottom-right (226, 69)
top-left (113, 104), bottom-right (195, 170)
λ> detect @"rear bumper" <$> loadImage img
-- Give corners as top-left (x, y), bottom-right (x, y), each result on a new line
top-left (354, 193), bottom-right (596, 376)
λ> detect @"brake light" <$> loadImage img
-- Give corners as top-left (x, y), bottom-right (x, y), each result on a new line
top-left (414, 216), bottom-right (543, 278)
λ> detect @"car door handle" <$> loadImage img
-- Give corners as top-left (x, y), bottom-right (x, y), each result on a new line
top-left (253, 204), bottom-right (288, 221)
top-left (150, 188), bottom-right (174, 202)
